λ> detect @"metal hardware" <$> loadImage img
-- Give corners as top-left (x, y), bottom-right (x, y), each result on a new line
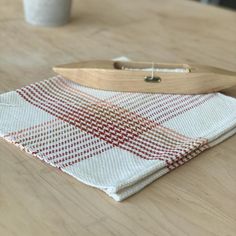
top-left (144, 76), bottom-right (161, 83)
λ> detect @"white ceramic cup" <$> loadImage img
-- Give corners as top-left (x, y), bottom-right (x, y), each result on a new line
top-left (23, 0), bottom-right (72, 27)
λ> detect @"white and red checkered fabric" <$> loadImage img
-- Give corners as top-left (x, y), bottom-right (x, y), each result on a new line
top-left (1, 76), bottom-right (236, 201)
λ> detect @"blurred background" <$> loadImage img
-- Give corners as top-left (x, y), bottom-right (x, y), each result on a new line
top-left (1, 0), bottom-right (235, 92)
top-left (197, 0), bottom-right (236, 9)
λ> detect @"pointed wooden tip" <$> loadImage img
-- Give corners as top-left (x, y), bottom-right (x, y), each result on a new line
top-left (53, 66), bottom-right (63, 74)
top-left (53, 63), bottom-right (74, 75)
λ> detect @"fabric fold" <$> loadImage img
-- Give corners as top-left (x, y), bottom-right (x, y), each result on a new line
top-left (1, 76), bottom-right (236, 201)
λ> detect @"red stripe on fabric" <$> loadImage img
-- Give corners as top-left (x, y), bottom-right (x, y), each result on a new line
top-left (8, 116), bottom-right (112, 168)
top-left (48, 78), bottom-right (157, 130)
top-left (54, 78), bottom-right (207, 143)
top-left (103, 82), bottom-right (215, 126)
top-left (56, 78), bottom-right (182, 128)
top-left (17, 86), bottom-right (150, 151)
top-left (52, 142), bottom-right (111, 167)
top-left (41, 132), bottom-right (102, 159)
top-left (136, 95), bottom-right (200, 119)
top-left (108, 92), bottom-right (174, 109)
top-left (38, 80), bottom-right (203, 150)
top-left (159, 94), bottom-right (215, 124)
top-left (166, 144), bottom-right (209, 170)
top-left (109, 93), bottom-right (185, 114)
top-left (16, 78), bottom-right (209, 168)
top-left (32, 81), bottom-right (153, 133)
top-left (57, 76), bottom-right (100, 102)
top-left (125, 134), bottom-right (204, 159)
top-left (4, 118), bottom-right (58, 138)
top-left (121, 136), bottom-right (206, 162)
top-left (19, 121), bottom-right (72, 145)
top-left (129, 94), bottom-right (207, 124)
top-left (30, 81), bottom-right (152, 138)
top-left (36, 129), bottom-right (95, 153)
top-left (46, 134), bottom-right (108, 162)
top-left (59, 144), bottom-right (112, 168)
top-left (31, 124), bottom-right (81, 150)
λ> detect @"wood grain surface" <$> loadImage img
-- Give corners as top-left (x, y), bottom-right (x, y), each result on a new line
top-left (0, 0), bottom-right (236, 235)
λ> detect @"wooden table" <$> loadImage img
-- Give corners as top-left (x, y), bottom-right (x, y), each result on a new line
top-left (1, 0), bottom-right (236, 235)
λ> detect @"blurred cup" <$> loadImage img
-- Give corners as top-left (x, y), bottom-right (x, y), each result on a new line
top-left (23, 0), bottom-right (72, 27)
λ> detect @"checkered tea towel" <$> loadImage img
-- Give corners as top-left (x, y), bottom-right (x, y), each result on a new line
top-left (1, 76), bottom-right (236, 201)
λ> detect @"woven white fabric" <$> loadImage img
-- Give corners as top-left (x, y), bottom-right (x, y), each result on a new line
top-left (1, 76), bottom-right (236, 201)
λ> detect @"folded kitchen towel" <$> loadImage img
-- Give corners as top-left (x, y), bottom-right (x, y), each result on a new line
top-left (1, 76), bottom-right (236, 201)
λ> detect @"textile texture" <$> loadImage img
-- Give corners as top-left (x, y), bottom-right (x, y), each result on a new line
top-left (1, 76), bottom-right (236, 201)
